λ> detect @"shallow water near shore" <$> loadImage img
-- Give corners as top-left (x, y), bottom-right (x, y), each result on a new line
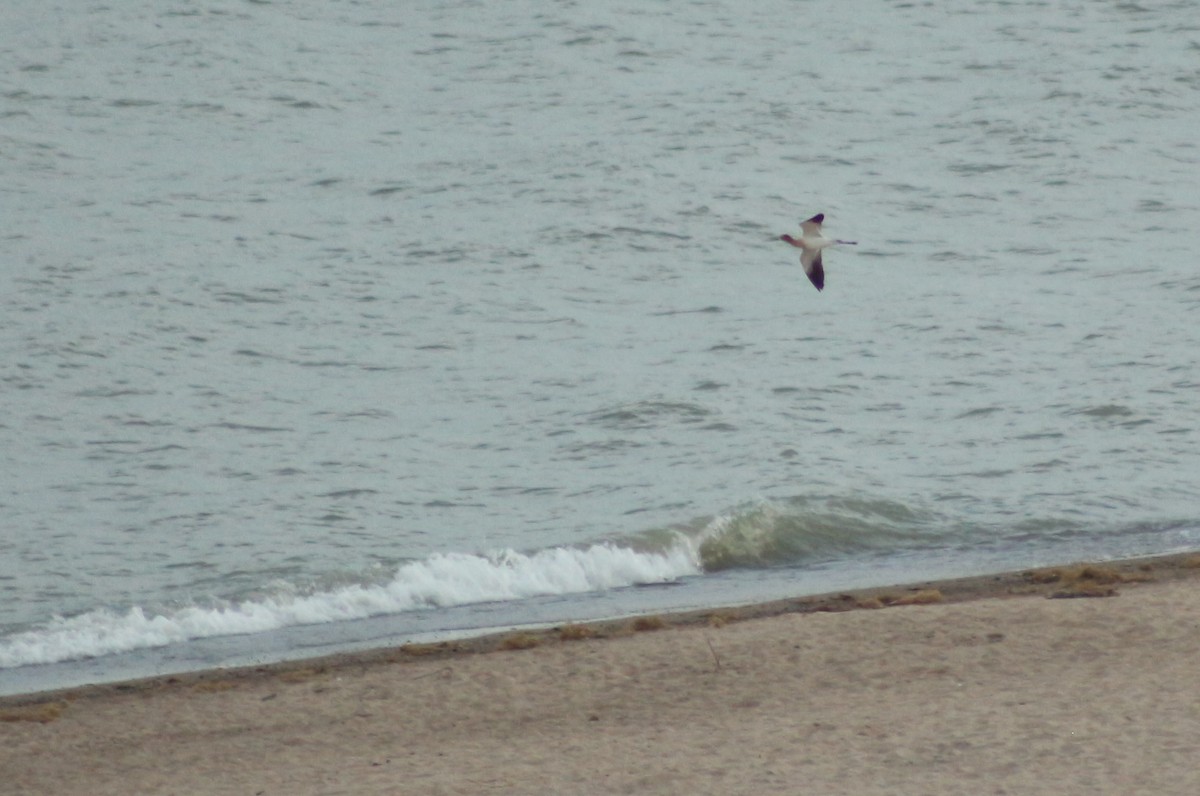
top-left (3, 0), bottom-right (1199, 691)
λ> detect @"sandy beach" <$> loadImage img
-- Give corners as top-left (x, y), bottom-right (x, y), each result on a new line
top-left (3, 555), bottom-right (1199, 796)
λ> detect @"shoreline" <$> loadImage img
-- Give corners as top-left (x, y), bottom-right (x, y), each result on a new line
top-left (3, 550), bottom-right (1197, 708)
top-left (3, 551), bottom-right (1199, 795)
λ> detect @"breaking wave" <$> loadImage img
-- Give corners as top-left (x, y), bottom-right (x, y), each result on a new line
top-left (0, 542), bottom-right (700, 668)
top-left (0, 495), bottom-right (948, 669)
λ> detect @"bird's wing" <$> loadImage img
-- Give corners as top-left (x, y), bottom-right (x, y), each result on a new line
top-left (799, 213), bottom-right (824, 238)
top-left (801, 249), bottom-right (824, 291)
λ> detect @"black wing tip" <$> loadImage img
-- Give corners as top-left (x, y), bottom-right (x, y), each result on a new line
top-left (804, 212), bottom-right (825, 224)
top-left (808, 257), bottom-right (825, 291)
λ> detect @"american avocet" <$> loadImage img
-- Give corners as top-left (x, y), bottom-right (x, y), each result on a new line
top-left (779, 213), bottom-right (857, 292)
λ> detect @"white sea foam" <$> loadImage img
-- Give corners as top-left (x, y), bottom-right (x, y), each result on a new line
top-left (0, 541), bottom-right (701, 669)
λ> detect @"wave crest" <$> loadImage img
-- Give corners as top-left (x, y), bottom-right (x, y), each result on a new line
top-left (0, 542), bottom-right (700, 668)
top-left (0, 494), bottom-right (948, 669)
top-left (697, 496), bottom-right (938, 571)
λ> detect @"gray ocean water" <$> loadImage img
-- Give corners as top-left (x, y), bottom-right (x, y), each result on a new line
top-left (3, 0), bottom-right (1199, 692)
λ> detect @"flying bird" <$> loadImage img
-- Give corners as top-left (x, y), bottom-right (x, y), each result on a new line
top-left (779, 213), bottom-right (857, 291)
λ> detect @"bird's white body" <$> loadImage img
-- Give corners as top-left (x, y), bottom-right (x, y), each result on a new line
top-left (779, 213), bottom-right (856, 292)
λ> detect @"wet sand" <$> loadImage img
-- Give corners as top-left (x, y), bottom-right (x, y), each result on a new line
top-left (3, 554), bottom-right (1199, 795)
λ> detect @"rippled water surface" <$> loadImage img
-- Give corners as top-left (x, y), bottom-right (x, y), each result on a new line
top-left (3, 0), bottom-right (1199, 685)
